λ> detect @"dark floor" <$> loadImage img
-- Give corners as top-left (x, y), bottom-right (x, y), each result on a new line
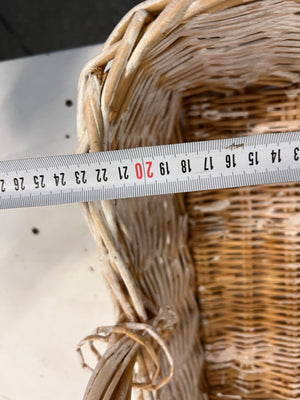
top-left (0, 0), bottom-right (141, 61)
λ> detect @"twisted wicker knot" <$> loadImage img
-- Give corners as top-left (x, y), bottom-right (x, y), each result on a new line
top-left (151, 305), bottom-right (179, 342)
top-left (77, 306), bottom-right (179, 391)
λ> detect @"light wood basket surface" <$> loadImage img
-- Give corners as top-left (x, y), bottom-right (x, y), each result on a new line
top-left (76, 1), bottom-right (300, 399)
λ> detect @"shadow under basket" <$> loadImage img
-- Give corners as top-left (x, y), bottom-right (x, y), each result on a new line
top-left (76, 1), bottom-right (300, 399)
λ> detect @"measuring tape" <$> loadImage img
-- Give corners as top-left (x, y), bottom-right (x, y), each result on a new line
top-left (0, 132), bottom-right (299, 209)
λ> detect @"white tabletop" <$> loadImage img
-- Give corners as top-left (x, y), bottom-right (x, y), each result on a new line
top-left (0, 46), bottom-right (114, 400)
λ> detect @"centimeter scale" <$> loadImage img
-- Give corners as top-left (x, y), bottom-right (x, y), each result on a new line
top-left (0, 131), bottom-right (299, 209)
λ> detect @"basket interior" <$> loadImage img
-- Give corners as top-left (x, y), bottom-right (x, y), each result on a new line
top-left (176, 3), bottom-right (300, 397)
top-left (129, 2), bottom-right (300, 397)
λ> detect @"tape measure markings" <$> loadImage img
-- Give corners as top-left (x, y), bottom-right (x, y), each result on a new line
top-left (0, 132), bottom-right (299, 209)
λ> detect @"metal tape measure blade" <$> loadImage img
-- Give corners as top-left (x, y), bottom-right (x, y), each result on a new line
top-left (0, 132), bottom-right (300, 209)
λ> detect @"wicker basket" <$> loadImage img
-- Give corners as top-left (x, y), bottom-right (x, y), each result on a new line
top-left (76, 1), bottom-right (300, 399)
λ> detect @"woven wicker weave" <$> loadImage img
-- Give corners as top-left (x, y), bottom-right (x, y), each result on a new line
top-left (76, 1), bottom-right (300, 399)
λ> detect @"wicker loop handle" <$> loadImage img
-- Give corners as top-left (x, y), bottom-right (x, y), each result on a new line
top-left (77, 322), bottom-right (174, 391)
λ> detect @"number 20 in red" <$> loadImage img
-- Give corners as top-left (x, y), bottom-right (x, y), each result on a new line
top-left (135, 162), bottom-right (153, 179)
